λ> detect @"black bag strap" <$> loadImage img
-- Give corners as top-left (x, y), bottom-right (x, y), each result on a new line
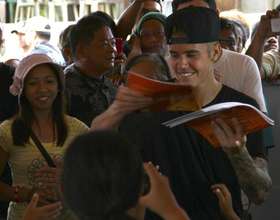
top-left (30, 130), bottom-right (56, 168)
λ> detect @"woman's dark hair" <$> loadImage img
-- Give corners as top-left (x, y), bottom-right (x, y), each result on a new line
top-left (125, 53), bottom-right (172, 81)
top-left (11, 63), bottom-right (67, 146)
top-left (62, 130), bottom-right (144, 220)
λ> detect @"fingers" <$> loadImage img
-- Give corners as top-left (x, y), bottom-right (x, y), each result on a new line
top-left (28, 193), bottom-right (39, 209)
top-left (117, 85), bottom-right (151, 100)
top-left (143, 162), bottom-right (168, 189)
top-left (143, 162), bottom-right (159, 185)
top-left (212, 120), bottom-right (228, 147)
top-left (115, 53), bottom-right (126, 65)
top-left (211, 118), bottom-right (246, 148)
top-left (211, 184), bottom-right (228, 198)
top-left (211, 183), bottom-right (233, 209)
top-left (114, 85), bottom-right (153, 112)
top-left (231, 118), bottom-right (243, 140)
top-left (39, 202), bottom-right (63, 219)
top-left (39, 201), bottom-right (62, 213)
top-left (35, 168), bottom-right (57, 182)
top-left (212, 187), bottom-right (226, 206)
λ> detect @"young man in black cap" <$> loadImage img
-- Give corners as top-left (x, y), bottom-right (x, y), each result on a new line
top-left (91, 6), bottom-right (271, 220)
top-left (172, 0), bottom-right (217, 11)
top-left (171, 0), bottom-right (267, 114)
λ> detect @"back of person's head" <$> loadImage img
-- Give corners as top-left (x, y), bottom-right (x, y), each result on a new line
top-left (172, 0), bottom-right (217, 12)
top-left (59, 24), bottom-right (75, 65)
top-left (62, 130), bottom-right (144, 220)
top-left (59, 24), bottom-right (75, 50)
top-left (90, 11), bottom-right (117, 36)
top-left (69, 15), bottom-right (109, 60)
top-left (36, 29), bottom-right (51, 41)
top-left (125, 53), bottom-right (172, 81)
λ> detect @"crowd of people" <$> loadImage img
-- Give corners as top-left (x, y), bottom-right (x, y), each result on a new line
top-left (0, 0), bottom-right (278, 219)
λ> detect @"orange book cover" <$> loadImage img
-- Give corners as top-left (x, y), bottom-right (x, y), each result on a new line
top-left (126, 72), bottom-right (200, 111)
top-left (162, 102), bottom-right (274, 148)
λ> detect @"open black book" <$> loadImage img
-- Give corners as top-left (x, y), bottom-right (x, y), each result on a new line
top-left (162, 102), bottom-right (274, 148)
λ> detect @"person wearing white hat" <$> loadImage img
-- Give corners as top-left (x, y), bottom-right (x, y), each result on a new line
top-left (0, 53), bottom-right (88, 220)
top-left (11, 16), bottom-right (65, 66)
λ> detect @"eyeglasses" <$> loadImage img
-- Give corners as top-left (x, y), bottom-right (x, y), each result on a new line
top-left (100, 38), bottom-right (116, 49)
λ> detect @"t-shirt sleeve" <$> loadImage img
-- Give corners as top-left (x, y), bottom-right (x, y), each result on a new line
top-left (0, 121), bottom-right (13, 153)
top-left (67, 116), bottom-right (89, 136)
top-left (243, 56), bottom-right (267, 112)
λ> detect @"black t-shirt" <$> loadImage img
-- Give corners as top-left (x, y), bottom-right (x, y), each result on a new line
top-left (120, 85), bottom-right (265, 220)
top-left (0, 63), bottom-right (16, 217)
top-left (0, 63), bottom-right (17, 122)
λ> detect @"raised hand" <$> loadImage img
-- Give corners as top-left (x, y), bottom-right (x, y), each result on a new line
top-left (23, 193), bottom-right (62, 220)
top-left (139, 162), bottom-right (190, 220)
top-left (211, 184), bottom-right (240, 220)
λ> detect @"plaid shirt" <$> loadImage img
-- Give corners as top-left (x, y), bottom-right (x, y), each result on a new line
top-left (65, 64), bottom-right (116, 126)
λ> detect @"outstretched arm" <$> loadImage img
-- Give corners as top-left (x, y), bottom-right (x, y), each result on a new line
top-left (116, 0), bottom-right (144, 39)
top-left (246, 10), bottom-right (279, 79)
top-left (139, 162), bottom-right (190, 220)
top-left (91, 85), bottom-right (153, 130)
top-left (212, 118), bottom-right (272, 204)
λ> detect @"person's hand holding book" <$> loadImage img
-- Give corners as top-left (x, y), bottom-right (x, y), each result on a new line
top-left (211, 117), bottom-right (247, 153)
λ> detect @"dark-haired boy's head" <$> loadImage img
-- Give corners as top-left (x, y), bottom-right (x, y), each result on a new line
top-left (172, 0), bottom-right (216, 12)
top-left (62, 130), bottom-right (144, 220)
top-left (70, 15), bottom-right (116, 76)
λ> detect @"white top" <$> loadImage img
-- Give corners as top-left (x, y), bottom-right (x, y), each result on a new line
top-left (214, 49), bottom-right (267, 112)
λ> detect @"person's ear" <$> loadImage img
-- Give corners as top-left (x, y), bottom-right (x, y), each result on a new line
top-left (211, 42), bottom-right (222, 63)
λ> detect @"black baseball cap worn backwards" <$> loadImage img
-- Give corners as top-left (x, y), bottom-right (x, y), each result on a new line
top-left (165, 7), bottom-right (220, 44)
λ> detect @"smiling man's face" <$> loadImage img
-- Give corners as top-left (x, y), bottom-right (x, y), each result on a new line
top-left (168, 33), bottom-right (219, 88)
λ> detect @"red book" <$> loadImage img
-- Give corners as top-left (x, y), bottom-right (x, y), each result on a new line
top-left (126, 71), bottom-right (200, 111)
